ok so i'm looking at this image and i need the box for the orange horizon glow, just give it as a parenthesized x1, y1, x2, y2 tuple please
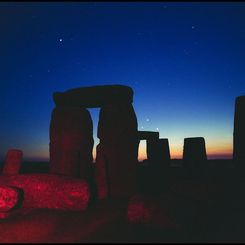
(18, 141, 233, 162)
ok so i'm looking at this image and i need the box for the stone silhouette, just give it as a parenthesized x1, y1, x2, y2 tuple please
(233, 96, 245, 168)
(96, 103, 138, 199)
(51, 85, 138, 200)
(2, 149, 23, 175)
(147, 138, 170, 165)
(137, 131, 159, 162)
(53, 85, 133, 108)
(49, 107, 94, 180)
(183, 137, 207, 174)
(137, 131, 159, 141)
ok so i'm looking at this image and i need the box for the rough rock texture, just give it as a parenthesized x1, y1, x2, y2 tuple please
(49, 107, 94, 179)
(53, 85, 133, 108)
(0, 185, 23, 213)
(2, 149, 23, 175)
(233, 96, 245, 168)
(0, 174, 90, 211)
(183, 137, 207, 171)
(96, 104, 138, 199)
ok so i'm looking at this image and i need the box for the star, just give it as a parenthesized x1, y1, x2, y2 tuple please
(59, 38, 63, 42)
(191, 26, 195, 29)
(156, 128, 159, 131)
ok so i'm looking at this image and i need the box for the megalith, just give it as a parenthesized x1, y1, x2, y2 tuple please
(96, 103, 138, 199)
(51, 85, 139, 200)
(49, 107, 94, 179)
(147, 138, 170, 165)
(53, 85, 133, 108)
(233, 96, 245, 168)
(2, 149, 23, 175)
(183, 137, 207, 173)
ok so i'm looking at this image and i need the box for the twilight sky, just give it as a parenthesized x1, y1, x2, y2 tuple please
(0, 2, 245, 161)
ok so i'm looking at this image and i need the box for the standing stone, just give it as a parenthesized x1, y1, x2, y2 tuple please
(49, 107, 94, 179)
(96, 103, 138, 199)
(2, 149, 23, 175)
(146, 139, 171, 193)
(94, 144, 108, 200)
(147, 138, 170, 165)
(183, 137, 207, 173)
(233, 96, 245, 168)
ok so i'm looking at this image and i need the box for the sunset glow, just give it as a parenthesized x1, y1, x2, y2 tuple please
(0, 2, 244, 161)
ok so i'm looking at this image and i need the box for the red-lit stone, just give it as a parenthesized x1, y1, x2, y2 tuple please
(2, 149, 23, 175)
(0, 174, 90, 211)
(49, 107, 94, 179)
(0, 185, 22, 212)
(127, 194, 181, 230)
(95, 104, 138, 199)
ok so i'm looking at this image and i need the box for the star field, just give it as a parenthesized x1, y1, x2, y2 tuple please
(0, 2, 245, 161)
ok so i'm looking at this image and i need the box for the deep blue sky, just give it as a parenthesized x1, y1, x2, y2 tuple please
(0, 2, 245, 161)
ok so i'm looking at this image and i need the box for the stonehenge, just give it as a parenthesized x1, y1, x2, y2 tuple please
(50, 85, 139, 200)
(2, 84, 243, 220)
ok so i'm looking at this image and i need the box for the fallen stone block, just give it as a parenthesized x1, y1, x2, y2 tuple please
(0, 174, 90, 211)
(0, 185, 23, 212)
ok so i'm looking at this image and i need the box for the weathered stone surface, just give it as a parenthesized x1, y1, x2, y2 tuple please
(53, 85, 133, 108)
(183, 137, 207, 171)
(137, 131, 159, 140)
(0, 185, 23, 213)
(2, 149, 23, 175)
(0, 174, 90, 211)
(49, 107, 94, 179)
(95, 104, 138, 199)
(233, 96, 245, 167)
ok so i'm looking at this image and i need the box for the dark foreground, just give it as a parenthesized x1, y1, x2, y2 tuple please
(0, 159, 245, 243)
